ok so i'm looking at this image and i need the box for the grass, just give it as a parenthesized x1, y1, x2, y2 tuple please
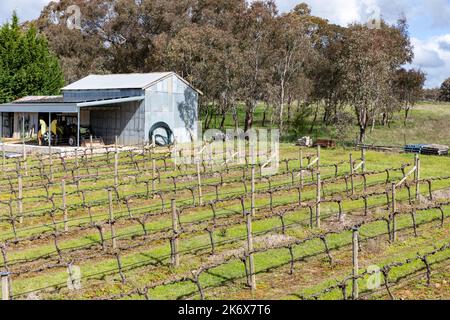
(204, 101, 450, 147)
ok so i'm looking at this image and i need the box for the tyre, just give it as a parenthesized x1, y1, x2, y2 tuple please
(68, 135, 77, 147)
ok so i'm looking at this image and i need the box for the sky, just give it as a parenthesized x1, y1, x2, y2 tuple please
(1, 0, 449, 88)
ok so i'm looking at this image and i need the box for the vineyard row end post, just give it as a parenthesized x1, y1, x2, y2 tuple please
(414, 153, 421, 201)
(352, 227, 359, 300)
(349, 153, 354, 195)
(316, 173, 321, 228)
(1, 272, 9, 300)
(391, 183, 397, 242)
(171, 199, 180, 267)
(245, 209, 256, 291)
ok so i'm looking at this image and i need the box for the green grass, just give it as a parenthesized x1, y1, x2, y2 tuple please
(204, 101, 450, 147)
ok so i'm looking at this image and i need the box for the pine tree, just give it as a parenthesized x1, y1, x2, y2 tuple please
(0, 12, 64, 103)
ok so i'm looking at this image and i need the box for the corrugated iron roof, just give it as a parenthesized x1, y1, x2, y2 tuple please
(62, 72, 203, 95)
(62, 72, 173, 90)
(14, 96, 64, 103)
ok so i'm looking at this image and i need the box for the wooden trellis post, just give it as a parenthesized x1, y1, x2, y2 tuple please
(299, 148, 304, 188)
(349, 153, 354, 195)
(74, 148, 79, 178)
(108, 189, 117, 249)
(316, 173, 321, 228)
(62, 179, 68, 232)
(196, 159, 203, 205)
(361, 147, 366, 173)
(18, 174, 23, 224)
(317, 145, 321, 172)
(1, 142, 5, 176)
(90, 135, 94, 159)
(21, 119, 28, 177)
(391, 183, 397, 242)
(151, 135, 156, 199)
(251, 164, 256, 216)
(171, 199, 180, 267)
(414, 154, 421, 201)
(352, 227, 359, 300)
(48, 113, 53, 181)
(114, 137, 119, 188)
(245, 209, 256, 291)
(1, 272, 9, 300)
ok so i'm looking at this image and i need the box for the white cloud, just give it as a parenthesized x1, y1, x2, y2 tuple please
(439, 41, 450, 51)
(277, 0, 412, 26)
(410, 35, 450, 87)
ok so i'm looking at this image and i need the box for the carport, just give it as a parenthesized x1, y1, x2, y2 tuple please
(0, 96, 144, 147)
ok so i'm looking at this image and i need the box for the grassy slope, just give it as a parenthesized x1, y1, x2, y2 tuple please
(206, 102, 450, 147)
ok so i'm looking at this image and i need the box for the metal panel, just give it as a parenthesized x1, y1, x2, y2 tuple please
(89, 100, 144, 145)
(62, 73, 172, 90)
(0, 103, 78, 113)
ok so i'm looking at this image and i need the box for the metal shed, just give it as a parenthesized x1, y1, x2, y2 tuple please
(0, 72, 201, 146)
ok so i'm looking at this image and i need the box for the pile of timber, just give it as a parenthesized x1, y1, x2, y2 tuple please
(314, 139, 336, 148)
(404, 144, 449, 156)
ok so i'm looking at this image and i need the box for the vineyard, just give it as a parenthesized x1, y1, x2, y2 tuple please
(0, 142, 449, 300)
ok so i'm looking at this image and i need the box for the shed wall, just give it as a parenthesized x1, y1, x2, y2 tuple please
(89, 100, 144, 145)
(144, 75, 198, 143)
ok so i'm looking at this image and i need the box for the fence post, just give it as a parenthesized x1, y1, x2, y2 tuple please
(1, 142, 5, 176)
(349, 153, 354, 195)
(18, 174, 23, 224)
(90, 135, 94, 159)
(74, 148, 79, 178)
(196, 159, 203, 205)
(299, 148, 304, 188)
(1, 272, 9, 300)
(391, 183, 397, 242)
(114, 137, 119, 188)
(21, 119, 28, 177)
(361, 147, 366, 173)
(352, 227, 359, 300)
(151, 135, 156, 198)
(171, 199, 180, 267)
(62, 179, 68, 232)
(317, 145, 321, 172)
(414, 154, 420, 201)
(316, 173, 321, 228)
(251, 163, 256, 216)
(108, 189, 117, 249)
(245, 209, 256, 291)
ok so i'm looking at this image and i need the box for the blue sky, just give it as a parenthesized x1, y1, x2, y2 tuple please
(1, 0, 449, 88)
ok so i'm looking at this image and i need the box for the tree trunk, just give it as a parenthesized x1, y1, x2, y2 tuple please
(359, 125, 366, 144)
(404, 106, 410, 127)
(220, 112, 226, 131)
(262, 103, 269, 127)
(244, 101, 254, 133)
(287, 95, 293, 125)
